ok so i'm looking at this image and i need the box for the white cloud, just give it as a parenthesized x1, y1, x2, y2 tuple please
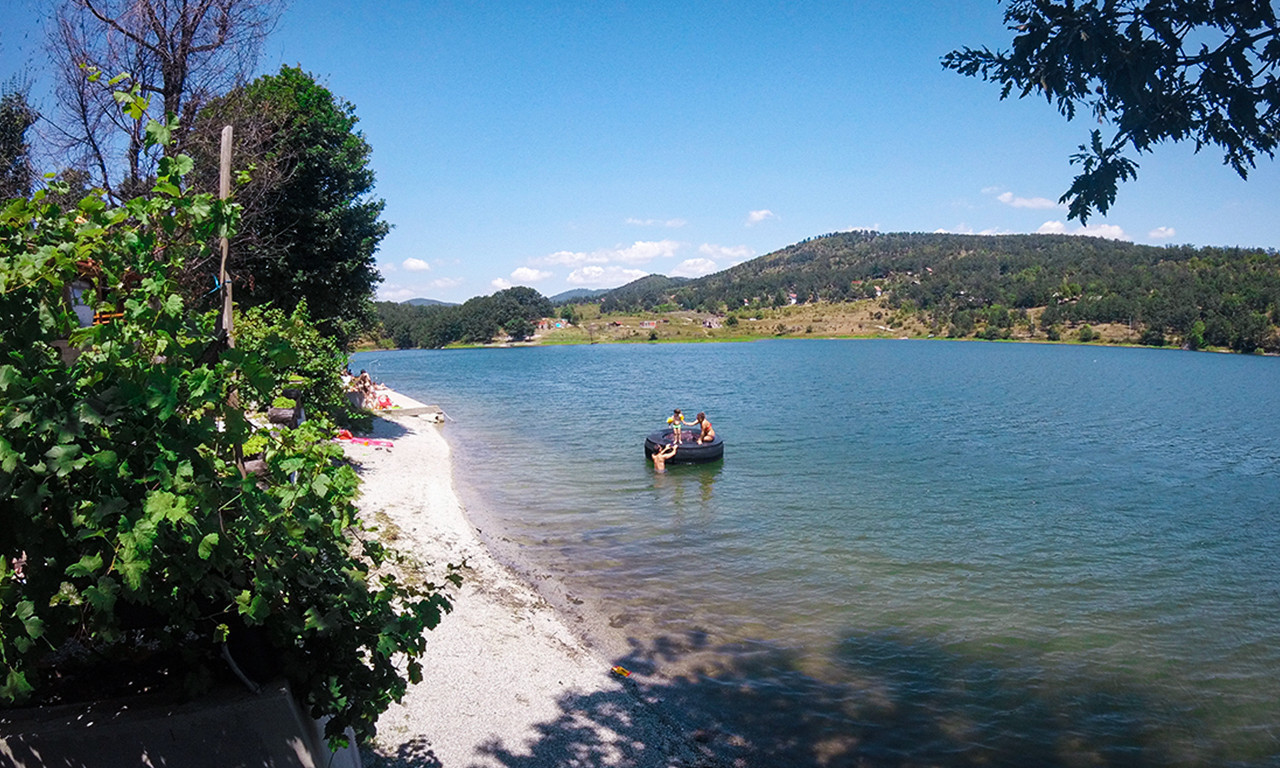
(566, 265, 649, 287)
(626, 217, 687, 228)
(699, 243, 755, 264)
(1149, 226, 1177, 240)
(491, 277, 512, 290)
(935, 224, 1014, 236)
(746, 209, 778, 225)
(996, 191, 1059, 210)
(431, 277, 464, 289)
(671, 258, 719, 278)
(1037, 220, 1130, 240)
(510, 266, 552, 283)
(377, 285, 418, 302)
(402, 257, 431, 272)
(538, 239, 682, 267)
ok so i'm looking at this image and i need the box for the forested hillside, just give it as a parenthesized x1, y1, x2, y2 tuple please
(648, 232, 1280, 352)
(374, 232, 1280, 353)
(376, 286, 553, 348)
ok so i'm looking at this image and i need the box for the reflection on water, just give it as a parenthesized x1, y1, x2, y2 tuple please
(357, 340, 1280, 765)
(652, 459, 720, 511)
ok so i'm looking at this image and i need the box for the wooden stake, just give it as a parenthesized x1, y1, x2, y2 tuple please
(219, 124, 235, 348)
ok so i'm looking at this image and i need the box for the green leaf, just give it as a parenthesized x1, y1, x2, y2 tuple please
(236, 591, 270, 622)
(84, 578, 119, 612)
(198, 532, 219, 560)
(303, 606, 334, 633)
(90, 450, 119, 470)
(66, 552, 103, 579)
(1, 669, 34, 702)
(311, 473, 331, 498)
(43, 444, 85, 478)
(22, 613, 44, 640)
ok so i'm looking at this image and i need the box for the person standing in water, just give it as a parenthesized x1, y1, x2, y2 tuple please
(651, 442, 678, 472)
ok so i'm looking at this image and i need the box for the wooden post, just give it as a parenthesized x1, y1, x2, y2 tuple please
(219, 124, 246, 479)
(219, 124, 235, 348)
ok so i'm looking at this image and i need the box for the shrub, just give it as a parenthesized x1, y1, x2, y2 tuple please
(0, 95, 454, 745)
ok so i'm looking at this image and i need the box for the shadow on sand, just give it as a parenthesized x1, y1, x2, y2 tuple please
(369, 627, 1211, 768)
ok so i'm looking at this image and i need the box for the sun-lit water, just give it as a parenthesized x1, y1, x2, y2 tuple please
(354, 340, 1280, 766)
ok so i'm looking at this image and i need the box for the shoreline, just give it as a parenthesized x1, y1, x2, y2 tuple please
(343, 413, 712, 768)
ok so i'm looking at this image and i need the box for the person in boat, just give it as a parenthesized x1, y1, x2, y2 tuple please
(667, 408, 692, 443)
(694, 412, 715, 444)
(651, 442, 678, 472)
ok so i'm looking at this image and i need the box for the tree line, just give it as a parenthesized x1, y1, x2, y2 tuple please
(375, 286, 554, 348)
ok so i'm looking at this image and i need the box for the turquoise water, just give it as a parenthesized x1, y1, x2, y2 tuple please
(354, 340, 1280, 766)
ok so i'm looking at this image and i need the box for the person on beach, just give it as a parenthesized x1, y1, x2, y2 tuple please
(694, 412, 715, 443)
(667, 408, 691, 443)
(651, 442, 677, 472)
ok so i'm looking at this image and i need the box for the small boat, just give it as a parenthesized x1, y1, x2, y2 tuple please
(643, 428, 724, 463)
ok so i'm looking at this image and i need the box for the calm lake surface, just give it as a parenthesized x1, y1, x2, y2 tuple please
(354, 340, 1280, 766)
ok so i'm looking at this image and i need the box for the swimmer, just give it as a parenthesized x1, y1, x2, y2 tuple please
(651, 442, 677, 472)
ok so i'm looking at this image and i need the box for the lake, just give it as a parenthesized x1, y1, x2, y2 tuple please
(353, 339, 1280, 766)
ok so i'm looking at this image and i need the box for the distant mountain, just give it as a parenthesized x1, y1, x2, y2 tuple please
(549, 288, 610, 304)
(404, 297, 456, 307)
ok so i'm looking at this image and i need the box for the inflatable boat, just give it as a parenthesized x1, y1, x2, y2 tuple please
(643, 428, 724, 464)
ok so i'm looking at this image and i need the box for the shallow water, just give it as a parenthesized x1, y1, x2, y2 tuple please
(355, 340, 1280, 766)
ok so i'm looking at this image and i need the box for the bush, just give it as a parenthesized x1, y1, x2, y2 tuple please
(1077, 324, 1097, 342)
(1139, 326, 1166, 346)
(235, 301, 353, 421)
(0, 102, 454, 745)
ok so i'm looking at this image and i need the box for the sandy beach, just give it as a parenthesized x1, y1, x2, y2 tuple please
(343, 413, 715, 768)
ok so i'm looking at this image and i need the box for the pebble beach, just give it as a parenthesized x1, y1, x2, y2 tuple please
(343, 410, 714, 768)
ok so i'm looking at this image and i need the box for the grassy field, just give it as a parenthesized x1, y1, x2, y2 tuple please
(529, 300, 1147, 347)
(354, 299, 1164, 352)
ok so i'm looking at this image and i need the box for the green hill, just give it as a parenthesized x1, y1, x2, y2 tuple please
(588, 232, 1280, 352)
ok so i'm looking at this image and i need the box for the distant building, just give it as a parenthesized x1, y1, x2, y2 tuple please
(640, 320, 657, 329)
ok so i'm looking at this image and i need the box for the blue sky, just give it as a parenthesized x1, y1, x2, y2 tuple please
(4, 1, 1278, 303)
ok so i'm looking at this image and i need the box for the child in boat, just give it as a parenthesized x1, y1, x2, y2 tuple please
(694, 412, 715, 443)
(651, 442, 677, 472)
(667, 408, 692, 443)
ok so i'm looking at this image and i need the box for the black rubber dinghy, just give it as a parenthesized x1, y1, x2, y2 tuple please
(644, 428, 724, 464)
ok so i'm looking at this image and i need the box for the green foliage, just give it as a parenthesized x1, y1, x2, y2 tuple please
(0, 107, 452, 744)
(0, 86, 37, 199)
(1077, 324, 1097, 343)
(375, 286, 553, 348)
(944, 1, 1280, 222)
(234, 300, 361, 423)
(188, 66, 389, 348)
